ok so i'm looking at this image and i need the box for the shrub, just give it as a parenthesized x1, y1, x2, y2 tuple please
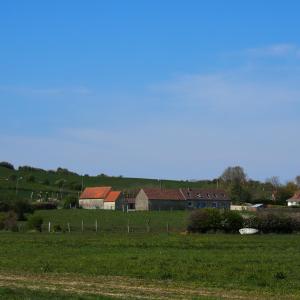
(27, 215, 43, 232)
(12, 199, 34, 221)
(222, 210, 244, 233)
(0, 200, 10, 212)
(63, 195, 79, 209)
(258, 213, 294, 233)
(0, 211, 18, 231)
(187, 209, 222, 233)
(32, 202, 57, 210)
(53, 224, 62, 232)
(0, 162, 14, 170)
(0, 212, 6, 230)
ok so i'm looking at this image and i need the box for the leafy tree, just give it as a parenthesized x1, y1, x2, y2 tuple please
(230, 181, 252, 203)
(296, 176, 300, 188)
(0, 162, 14, 170)
(220, 166, 247, 183)
(12, 199, 34, 221)
(266, 176, 281, 188)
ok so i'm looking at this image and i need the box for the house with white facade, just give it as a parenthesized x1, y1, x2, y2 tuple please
(287, 191, 300, 207)
(79, 187, 122, 210)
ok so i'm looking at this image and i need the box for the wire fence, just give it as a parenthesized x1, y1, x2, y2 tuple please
(37, 219, 182, 234)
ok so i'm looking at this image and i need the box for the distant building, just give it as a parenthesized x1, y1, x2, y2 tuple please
(135, 188, 230, 211)
(287, 191, 300, 207)
(79, 187, 122, 210)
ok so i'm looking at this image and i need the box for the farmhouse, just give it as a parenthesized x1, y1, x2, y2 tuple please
(287, 191, 300, 207)
(79, 187, 122, 210)
(135, 188, 230, 211)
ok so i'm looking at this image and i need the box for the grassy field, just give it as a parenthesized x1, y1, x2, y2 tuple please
(0, 165, 221, 202)
(35, 209, 189, 233)
(0, 232, 300, 299)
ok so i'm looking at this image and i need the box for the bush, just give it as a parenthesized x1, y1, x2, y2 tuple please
(63, 195, 79, 209)
(12, 199, 34, 221)
(53, 224, 62, 232)
(32, 202, 57, 210)
(0, 211, 18, 231)
(256, 213, 294, 234)
(222, 210, 244, 233)
(27, 215, 43, 232)
(187, 209, 222, 233)
(0, 162, 14, 170)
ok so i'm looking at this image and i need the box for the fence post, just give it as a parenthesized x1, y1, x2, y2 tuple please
(127, 219, 130, 234)
(48, 221, 51, 233)
(166, 222, 169, 234)
(67, 223, 70, 233)
(95, 219, 98, 233)
(146, 219, 150, 233)
(81, 220, 84, 232)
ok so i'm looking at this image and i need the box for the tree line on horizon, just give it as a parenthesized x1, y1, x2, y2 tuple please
(0, 161, 299, 205)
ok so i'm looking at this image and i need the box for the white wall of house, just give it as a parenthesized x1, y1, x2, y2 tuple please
(230, 205, 249, 211)
(79, 199, 104, 209)
(104, 202, 115, 210)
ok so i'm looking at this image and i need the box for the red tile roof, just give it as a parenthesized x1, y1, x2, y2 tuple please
(80, 187, 112, 199)
(287, 191, 300, 202)
(105, 191, 121, 202)
(141, 188, 229, 201)
(142, 188, 185, 201)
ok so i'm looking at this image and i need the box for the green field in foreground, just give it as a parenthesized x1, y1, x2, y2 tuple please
(0, 232, 300, 299)
(34, 209, 189, 233)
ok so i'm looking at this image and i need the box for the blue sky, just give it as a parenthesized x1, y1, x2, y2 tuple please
(1, 1, 300, 182)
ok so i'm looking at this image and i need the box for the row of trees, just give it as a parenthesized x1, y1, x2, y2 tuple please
(219, 166, 299, 204)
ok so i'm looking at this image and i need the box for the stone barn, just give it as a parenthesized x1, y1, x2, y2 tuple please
(135, 188, 186, 211)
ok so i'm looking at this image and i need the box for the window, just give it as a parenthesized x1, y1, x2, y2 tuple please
(188, 201, 193, 207)
(212, 202, 217, 208)
(198, 202, 206, 208)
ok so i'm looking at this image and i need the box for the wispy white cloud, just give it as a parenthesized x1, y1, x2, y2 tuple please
(151, 70, 300, 113)
(246, 43, 300, 58)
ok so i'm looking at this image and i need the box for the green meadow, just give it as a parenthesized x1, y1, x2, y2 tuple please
(0, 232, 300, 299)
(35, 209, 189, 233)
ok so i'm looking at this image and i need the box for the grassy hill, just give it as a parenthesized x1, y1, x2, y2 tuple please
(0, 165, 220, 202)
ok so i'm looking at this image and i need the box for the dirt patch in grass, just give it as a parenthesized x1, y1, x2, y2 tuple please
(0, 272, 297, 300)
